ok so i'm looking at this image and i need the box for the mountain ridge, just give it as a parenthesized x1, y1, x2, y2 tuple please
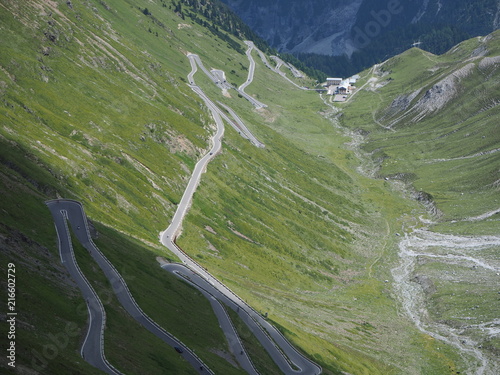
(220, 0, 500, 76)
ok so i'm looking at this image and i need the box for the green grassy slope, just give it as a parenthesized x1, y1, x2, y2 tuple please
(338, 31, 500, 373)
(175, 41, 466, 374)
(2, 0, 498, 374)
(0, 137, 246, 374)
(0, 0, 255, 373)
(341, 31, 500, 233)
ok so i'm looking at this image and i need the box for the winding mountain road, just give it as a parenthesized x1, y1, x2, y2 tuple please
(48, 41, 321, 375)
(47, 201, 122, 375)
(187, 49, 267, 109)
(159, 49, 322, 375)
(216, 100, 264, 148)
(162, 263, 259, 375)
(243, 41, 306, 90)
(239, 42, 257, 93)
(186, 53, 264, 148)
(163, 262, 323, 375)
(47, 199, 213, 375)
(234, 42, 267, 108)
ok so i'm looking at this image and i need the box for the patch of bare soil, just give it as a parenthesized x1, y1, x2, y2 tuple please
(256, 107, 278, 123)
(204, 225, 217, 234)
(414, 63, 474, 114)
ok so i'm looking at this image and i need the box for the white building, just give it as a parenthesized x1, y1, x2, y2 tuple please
(326, 77, 342, 86)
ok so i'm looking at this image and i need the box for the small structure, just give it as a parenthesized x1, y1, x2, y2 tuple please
(326, 76, 357, 99)
(338, 79, 352, 95)
(326, 77, 342, 86)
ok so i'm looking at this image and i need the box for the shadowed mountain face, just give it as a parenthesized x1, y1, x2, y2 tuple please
(219, 0, 363, 56)
(1, 0, 500, 373)
(220, 0, 500, 57)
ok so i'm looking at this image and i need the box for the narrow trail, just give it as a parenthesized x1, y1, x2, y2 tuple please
(424, 147, 500, 164)
(463, 208, 500, 222)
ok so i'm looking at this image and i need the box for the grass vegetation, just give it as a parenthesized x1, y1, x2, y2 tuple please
(340, 33, 500, 229)
(337, 30, 500, 373)
(0, 139, 100, 375)
(1, 0, 498, 374)
(0, 137, 243, 374)
(225, 307, 285, 375)
(175, 23, 478, 374)
(70, 229, 199, 375)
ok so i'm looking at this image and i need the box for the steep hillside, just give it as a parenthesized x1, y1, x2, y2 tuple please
(0, 1, 262, 373)
(222, 0, 500, 56)
(1, 1, 498, 375)
(342, 32, 500, 228)
(338, 31, 500, 374)
(219, 0, 362, 55)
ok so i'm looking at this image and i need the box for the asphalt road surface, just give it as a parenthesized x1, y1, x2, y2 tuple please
(47, 200, 122, 375)
(243, 41, 307, 90)
(217, 101, 265, 148)
(159, 51, 322, 375)
(239, 41, 257, 92)
(186, 53, 264, 148)
(162, 263, 259, 375)
(160, 241, 322, 374)
(236, 42, 267, 108)
(187, 51, 267, 109)
(47, 199, 212, 375)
